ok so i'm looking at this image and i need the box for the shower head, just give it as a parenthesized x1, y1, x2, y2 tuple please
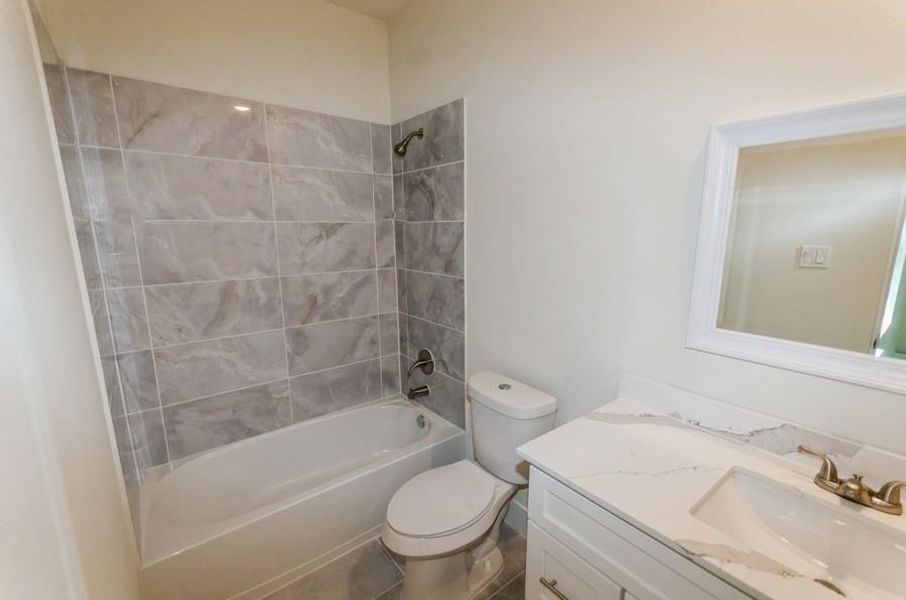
(393, 128, 424, 156)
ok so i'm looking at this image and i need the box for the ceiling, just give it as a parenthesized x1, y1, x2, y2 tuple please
(326, 0, 409, 21)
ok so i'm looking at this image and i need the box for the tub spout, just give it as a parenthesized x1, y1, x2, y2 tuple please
(407, 385, 430, 400)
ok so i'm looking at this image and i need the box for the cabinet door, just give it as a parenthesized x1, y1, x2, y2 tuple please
(527, 523, 623, 600)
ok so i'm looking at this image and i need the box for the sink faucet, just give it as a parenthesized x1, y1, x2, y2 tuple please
(798, 445, 906, 515)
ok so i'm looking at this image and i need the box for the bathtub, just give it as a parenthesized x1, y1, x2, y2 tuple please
(139, 398, 465, 600)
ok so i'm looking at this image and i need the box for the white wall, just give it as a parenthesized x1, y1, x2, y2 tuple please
(389, 0, 906, 453)
(722, 134, 906, 353)
(33, 0, 391, 123)
(0, 0, 140, 597)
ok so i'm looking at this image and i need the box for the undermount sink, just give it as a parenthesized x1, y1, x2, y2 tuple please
(690, 469, 906, 599)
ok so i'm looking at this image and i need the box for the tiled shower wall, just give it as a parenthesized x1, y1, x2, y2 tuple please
(43, 64, 402, 484)
(392, 101, 467, 427)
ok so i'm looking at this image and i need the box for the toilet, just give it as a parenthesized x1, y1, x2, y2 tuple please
(381, 370, 557, 600)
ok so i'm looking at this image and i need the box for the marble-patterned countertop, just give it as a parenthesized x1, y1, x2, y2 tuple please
(518, 397, 906, 600)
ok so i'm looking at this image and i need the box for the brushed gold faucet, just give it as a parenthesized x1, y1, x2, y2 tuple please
(798, 445, 905, 515)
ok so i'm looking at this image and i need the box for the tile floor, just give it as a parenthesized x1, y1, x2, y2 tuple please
(264, 525, 526, 600)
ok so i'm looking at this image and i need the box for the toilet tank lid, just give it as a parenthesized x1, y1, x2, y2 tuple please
(467, 370, 557, 419)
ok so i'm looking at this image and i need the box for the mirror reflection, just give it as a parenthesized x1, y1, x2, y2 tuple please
(718, 129, 906, 358)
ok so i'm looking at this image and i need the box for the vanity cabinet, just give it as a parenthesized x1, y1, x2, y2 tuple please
(525, 468, 753, 600)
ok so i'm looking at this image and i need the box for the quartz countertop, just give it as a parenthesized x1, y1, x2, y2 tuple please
(518, 397, 906, 600)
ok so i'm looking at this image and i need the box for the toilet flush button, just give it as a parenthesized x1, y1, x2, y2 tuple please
(498, 383, 511, 390)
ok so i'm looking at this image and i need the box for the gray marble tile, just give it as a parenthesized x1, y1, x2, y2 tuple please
(146, 278, 282, 346)
(473, 526, 526, 600)
(379, 313, 399, 356)
(406, 316, 464, 381)
(101, 354, 123, 417)
(264, 539, 402, 600)
(281, 272, 377, 326)
(404, 271, 464, 330)
(397, 313, 408, 359)
(404, 222, 464, 276)
(154, 330, 287, 404)
(378, 268, 397, 314)
(374, 175, 393, 220)
(289, 359, 382, 422)
(393, 220, 406, 267)
(106, 287, 150, 352)
(139, 222, 277, 284)
(381, 355, 400, 398)
(111, 417, 139, 487)
(394, 268, 407, 315)
(79, 146, 130, 221)
(44, 64, 74, 144)
(88, 288, 114, 357)
(272, 166, 374, 222)
(266, 105, 372, 172)
(128, 409, 168, 470)
(399, 100, 464, 172)
(406, 368, 465, 428)
(66, 68, 118, 147)
(392, 175, 404, 220)
(276, 222, 375, 275)
(73, 219, 102, 290)
(115, 350, 160, 413)
(163, 380, 290, 460)
(93, 218, 142, 287)
(125, 152, 271, 220)
(285, 316, 379, 376)
(371, 123, 391, 174)
(374, 583, 401, 600)
(113, 77, 267, 161)
(402, 163, 464, 222)
(391, 124, 403, 175)
(58, 145, 88, 220)
(376, 221, 395, 269)
(485, 573, 524, 600)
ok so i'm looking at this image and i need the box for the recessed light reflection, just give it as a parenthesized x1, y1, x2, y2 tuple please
(233, 105, 251, 112)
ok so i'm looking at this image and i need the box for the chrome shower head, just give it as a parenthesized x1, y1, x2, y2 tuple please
(393, 128, 424, 156)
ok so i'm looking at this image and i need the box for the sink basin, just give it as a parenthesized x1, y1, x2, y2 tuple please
(690, 469, 906, 599)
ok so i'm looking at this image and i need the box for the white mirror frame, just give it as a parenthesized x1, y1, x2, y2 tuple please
(688, 92, 906, 394)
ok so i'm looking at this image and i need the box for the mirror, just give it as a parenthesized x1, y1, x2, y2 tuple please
(689, 93, 906, 392)
(720, 130, 906, 358)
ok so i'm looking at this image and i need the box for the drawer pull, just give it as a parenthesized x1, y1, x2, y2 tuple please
(540, 577, 569, 599)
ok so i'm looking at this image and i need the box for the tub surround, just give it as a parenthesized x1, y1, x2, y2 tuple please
(518, 375, 906, 600)
(42, 64, 404, 485)
(140, 400, 464, 600)
(392, 100, 466, 427)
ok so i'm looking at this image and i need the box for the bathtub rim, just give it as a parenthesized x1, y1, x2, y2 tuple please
(140, 396, 465, 567)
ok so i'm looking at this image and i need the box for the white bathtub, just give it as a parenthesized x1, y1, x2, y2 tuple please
(139, 398, 465, 600)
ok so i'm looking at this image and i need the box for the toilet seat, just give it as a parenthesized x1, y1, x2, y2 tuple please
(387, 461, 496, 538)
(381, 460, 516, 558)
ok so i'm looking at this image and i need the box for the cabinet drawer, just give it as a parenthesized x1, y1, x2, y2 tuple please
(527, 523, 623, 600)
(528, 467, 751, 600)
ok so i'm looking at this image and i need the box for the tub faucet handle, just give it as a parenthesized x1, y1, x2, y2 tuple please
(407, 349, 435, 377)
(407, 385, 430, 400)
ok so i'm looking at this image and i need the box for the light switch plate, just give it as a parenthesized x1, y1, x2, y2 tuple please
(799, 245, 831, 269)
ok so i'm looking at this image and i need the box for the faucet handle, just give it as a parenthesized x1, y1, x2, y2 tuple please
(797, 445, 840, 483)
(876, 481, 906, 506)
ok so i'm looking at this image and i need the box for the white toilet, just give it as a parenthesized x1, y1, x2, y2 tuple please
(381, 370, 557, 600)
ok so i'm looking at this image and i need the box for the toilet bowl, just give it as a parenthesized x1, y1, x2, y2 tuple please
(381, 371, 557, 600)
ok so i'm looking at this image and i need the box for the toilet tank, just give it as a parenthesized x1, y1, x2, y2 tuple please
(468, 370, 557, 485)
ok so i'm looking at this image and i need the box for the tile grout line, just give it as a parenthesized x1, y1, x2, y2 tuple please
(404, 311, 465, 335)
(134, 267, 382, 290)
(60, 142, 381, 175)
(158, 355, 384, 411)
(109, 71, 173, 467)
(122, 312, 385, 354)
(370, 124, 384, 397)
(64, 66, 143, 483)
(263, 102, 295, 425)
(485, 570, 525, 600)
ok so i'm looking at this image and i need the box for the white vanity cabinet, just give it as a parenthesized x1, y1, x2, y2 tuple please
(525, 468, 753, 600)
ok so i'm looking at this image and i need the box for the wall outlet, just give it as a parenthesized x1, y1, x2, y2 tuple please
(799, 245, 831, 269)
